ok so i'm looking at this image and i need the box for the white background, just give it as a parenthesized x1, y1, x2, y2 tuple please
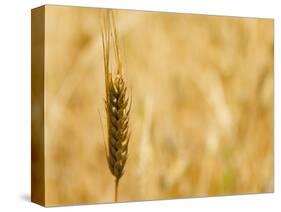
(0, 0, 279, 211)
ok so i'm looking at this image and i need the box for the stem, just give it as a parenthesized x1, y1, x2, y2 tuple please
(115, 178, 119, 202)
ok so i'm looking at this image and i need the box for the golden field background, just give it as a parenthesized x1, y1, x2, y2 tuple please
(43, 5, 273, 205)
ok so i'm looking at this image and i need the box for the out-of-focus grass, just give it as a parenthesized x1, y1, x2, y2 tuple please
(43, 5, 273, 205)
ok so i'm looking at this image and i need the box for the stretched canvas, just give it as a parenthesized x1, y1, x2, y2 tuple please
(31, 5, 274, 207)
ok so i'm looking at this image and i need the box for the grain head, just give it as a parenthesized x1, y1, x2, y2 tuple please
(101, 9, 131, 202)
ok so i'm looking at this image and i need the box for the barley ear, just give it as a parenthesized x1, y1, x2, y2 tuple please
(101, 9, 131, 202)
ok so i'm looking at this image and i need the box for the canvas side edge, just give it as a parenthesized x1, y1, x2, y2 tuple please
(31, 6, 46, 207)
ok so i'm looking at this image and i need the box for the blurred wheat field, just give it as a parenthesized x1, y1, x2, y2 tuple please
(43, 5, 273, 205)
